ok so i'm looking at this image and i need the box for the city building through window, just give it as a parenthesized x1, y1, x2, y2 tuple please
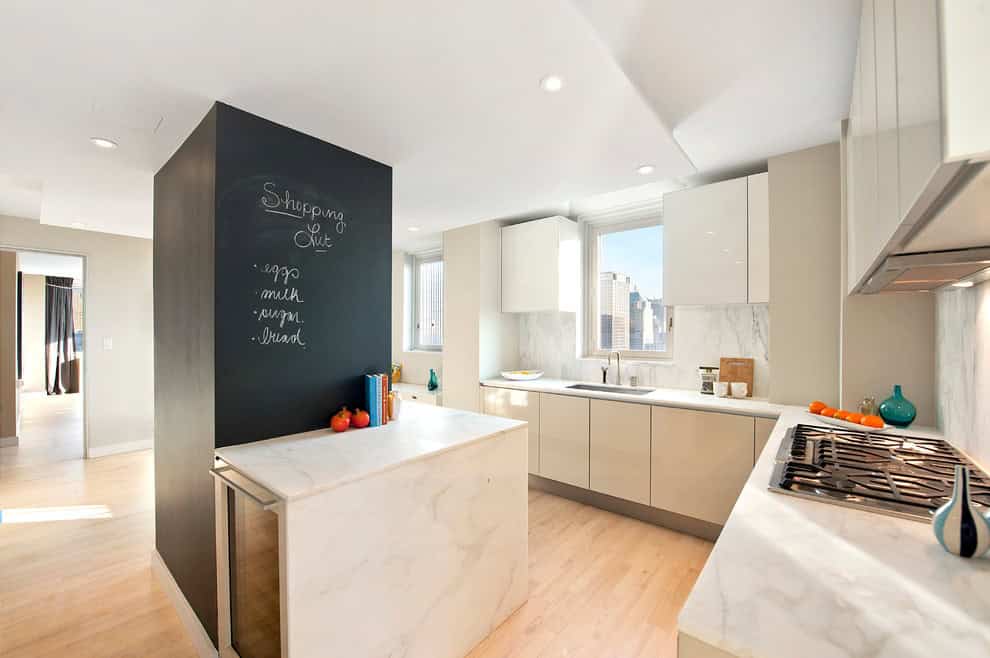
(585, 216, 672, 359)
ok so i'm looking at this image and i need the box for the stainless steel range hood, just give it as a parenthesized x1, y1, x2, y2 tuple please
(862, 162, 990, 293)
(861, 247, 990, 293)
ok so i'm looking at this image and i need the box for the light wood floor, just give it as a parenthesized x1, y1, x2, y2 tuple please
(0, 394, 196, 658)
(1, 395, 712, 658)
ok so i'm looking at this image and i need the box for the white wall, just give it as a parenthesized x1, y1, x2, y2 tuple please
(20, 273, 46, 392)
(390, 250, 442, 385)
(442, 225, 482, 410)
(441, 221, 518, 411)
(768, 143, 841, 406)
(936, 282, 990, 468)
(0, 214, 153, 455)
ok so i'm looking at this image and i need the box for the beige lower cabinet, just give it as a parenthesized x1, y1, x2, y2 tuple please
(651, 406, 755, 525)
(590, 399, 651, 504)
(754, 416, 777, 464)
(539, 393, 590, 488)
(481, 386, 541, 474)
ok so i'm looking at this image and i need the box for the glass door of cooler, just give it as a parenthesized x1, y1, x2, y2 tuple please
(227, 477, 281, 658)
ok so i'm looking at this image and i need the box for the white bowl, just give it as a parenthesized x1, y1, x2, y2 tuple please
(501, 370, 544, 381)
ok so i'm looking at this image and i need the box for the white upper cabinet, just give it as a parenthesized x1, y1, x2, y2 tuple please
(664, 174, 768, 306)
(663, 177, 748, 306)
(874, 0, 900, 252)
(501, 216, 579, 313)
(895, 0, 942, 224)
(747, 173, 769, 304)
(846, 0, 990, 293)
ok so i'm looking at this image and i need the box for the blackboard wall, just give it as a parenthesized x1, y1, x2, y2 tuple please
(213, 103, 392, 447)
(154, 103, 391, 645)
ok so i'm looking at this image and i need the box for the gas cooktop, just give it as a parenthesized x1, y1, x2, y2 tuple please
(769, 423, 990, 522)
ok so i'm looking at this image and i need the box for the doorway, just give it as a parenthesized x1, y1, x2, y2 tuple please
(8, 250, 86, 465)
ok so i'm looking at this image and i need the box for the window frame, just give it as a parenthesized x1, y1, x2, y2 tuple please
(582, 204, 673, 361)
(409, 249, 443, 352)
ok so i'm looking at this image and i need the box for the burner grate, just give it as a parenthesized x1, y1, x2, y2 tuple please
(770, 424, 990, 521)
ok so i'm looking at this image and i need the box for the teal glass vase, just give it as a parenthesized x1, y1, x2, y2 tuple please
(879, 385, 916, 428)
(427, 368, 439, 392)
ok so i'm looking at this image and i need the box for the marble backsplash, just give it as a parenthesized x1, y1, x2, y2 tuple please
(517, 304, 770, 398)
(935, 281, 989, 467)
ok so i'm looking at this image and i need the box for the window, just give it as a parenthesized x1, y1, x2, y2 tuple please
(584, 209, 672, 359)
(411, 252, 443, 350)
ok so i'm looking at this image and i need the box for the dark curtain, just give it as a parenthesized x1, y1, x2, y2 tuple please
(45, 276, 76, 395)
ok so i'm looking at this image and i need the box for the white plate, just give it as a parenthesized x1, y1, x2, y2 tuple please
(501, 370, 544, 381)
(808, 412, 891, 432)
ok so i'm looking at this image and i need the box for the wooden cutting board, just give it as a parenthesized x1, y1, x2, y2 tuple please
(719, 357, 754, 397)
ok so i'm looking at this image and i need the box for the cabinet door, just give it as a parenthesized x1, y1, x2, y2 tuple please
(874, 0, 901, 249)
(895, 0, 942, 222)
(663, 177, 748, 305)
(651, 407, 754, 525)
(850, 0, 880, 289)
(539, 393, 590, 488)
(590, 399, 651, 505)
(746, 173, 769, 304)
(481, 386, 540, 474)
(501, 220, 559, 313)
(754, 417, 777, 464)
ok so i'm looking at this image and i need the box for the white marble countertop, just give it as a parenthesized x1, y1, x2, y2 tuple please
(679, 408, 990, 658)
(481, 377, 784, 418)
(216, 403, 525, 502)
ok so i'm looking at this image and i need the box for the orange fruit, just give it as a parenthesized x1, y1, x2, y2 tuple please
(845, 412, 864, 424)
(820, 407, 837, 417)
(834, 410, 852, 421)
(808, 401, 826, 414)
(861, 415, 884, 428)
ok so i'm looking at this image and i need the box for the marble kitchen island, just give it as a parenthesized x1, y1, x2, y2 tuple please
(212, 402, 529, 658)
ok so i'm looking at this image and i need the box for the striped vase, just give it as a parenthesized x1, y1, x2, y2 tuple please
(933, 465, 990, 558)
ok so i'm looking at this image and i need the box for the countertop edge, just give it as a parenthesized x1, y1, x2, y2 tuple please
(216, 416, 528, 503)
(480, 378, 784, 418)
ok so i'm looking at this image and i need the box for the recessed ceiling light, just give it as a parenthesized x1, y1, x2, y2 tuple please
(636, 164, 655, 175)
(90, 137, 118, 149)
(407, 226, 420, 232)
(705, 230, 715, 236)
(540, 75, 564, 93)
(952, 280, 975, 288)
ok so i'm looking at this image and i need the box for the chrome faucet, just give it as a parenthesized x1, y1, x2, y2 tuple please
(609, 352, 621, 386)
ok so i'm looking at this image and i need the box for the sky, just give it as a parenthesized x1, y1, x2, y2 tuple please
(600, 225, 663, 299)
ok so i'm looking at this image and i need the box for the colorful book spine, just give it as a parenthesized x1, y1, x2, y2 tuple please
(374, 374, 382, 427)
(365, 374, 379, 427)
(381, 373, 389, 425)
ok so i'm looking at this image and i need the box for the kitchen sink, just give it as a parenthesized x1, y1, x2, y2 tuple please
(566, 383, 655, 396)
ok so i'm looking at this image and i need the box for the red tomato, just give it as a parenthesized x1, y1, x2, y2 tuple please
(351, 408, 370, 429)
(330, 412, 350, 432)
(338, 406, 353, 420)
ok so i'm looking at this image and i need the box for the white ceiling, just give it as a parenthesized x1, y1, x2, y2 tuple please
(0, 1, 859, 248)
(17, 251, 84, 283)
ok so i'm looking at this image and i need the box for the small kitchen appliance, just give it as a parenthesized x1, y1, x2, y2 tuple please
(698, 366, 719, 395)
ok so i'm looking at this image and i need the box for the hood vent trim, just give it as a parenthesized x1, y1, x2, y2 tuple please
(861, 247, 990, 294)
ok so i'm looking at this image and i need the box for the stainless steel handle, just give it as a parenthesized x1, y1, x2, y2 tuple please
(210, 465, 279, 509)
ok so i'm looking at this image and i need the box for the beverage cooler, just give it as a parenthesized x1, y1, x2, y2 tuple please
(212, 458, 285, 658)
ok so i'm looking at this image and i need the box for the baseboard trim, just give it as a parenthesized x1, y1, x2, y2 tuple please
(528, 474, 722, 542)
(87, 439, 152, 458)
(151, 550, 219, 658)
(0, 436, 18, 448)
